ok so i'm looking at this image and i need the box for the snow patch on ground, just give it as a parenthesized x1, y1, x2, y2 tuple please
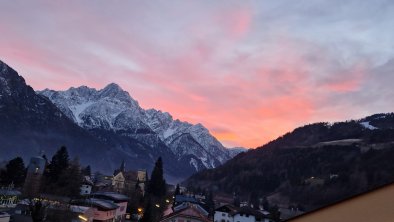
(360, 121, 378, 130)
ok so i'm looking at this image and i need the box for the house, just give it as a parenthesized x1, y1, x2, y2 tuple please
(112, 161, 147, 194)
(95, 174, 113, 191)
(285, 182, 394, 222)
(136, 169, 147, 194)
(213, 194, 234, 207)
(214, 205, 274, 222)
(173, 195, 200, 208)
(160, 204, 211, 222)
(233, 207, 273, 222)
(123, 171, 140, 192)
(112, 171, 125, 192)
(22, 155, 46, 197)
(173, 202, 209, 216)
(80, 176, 94, 196)
(0, 186, 21, 208)
(214, 205, 238, 222)
(92, 192, 129, 222)
(71, 198, 118, 222)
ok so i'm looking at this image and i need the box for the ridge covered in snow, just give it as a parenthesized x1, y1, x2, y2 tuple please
(39, 84, 237, 171)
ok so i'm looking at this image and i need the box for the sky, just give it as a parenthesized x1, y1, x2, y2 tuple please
(1, 0, 394, 148)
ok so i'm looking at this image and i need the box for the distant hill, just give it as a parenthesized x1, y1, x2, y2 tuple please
(185, 114, 394, 215)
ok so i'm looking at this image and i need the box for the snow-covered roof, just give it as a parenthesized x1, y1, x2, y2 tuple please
(71, 198, 119, 211)
(0, 189, 21, 196)
(92, 192, 129, 202)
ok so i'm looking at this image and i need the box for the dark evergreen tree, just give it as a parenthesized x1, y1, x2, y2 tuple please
(140, 200, 153, 222)
(55, 158, 83, 198)
(48, 146, 69, 183)
(147, 157, 166, 198)
(0, 157, 26, 187)
(262, 197, 270, 210)
(205, 190, 215, 216)
(174, 184, 181, 196)
(81, 165, 91, 176)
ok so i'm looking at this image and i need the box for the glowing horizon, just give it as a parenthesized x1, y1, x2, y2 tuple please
(1, 1, 394, 148)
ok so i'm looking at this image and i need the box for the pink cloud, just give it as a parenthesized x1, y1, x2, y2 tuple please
(0, 1, 387, 149)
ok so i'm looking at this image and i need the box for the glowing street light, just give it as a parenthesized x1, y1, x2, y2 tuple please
(78, 215, 88, 221)
(155, 204, 160, 208)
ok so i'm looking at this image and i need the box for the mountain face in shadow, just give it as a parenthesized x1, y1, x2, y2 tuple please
(185, 114, 394, 213)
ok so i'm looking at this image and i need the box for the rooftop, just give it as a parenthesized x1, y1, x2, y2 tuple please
(174, 195, 199, 204)
(92, 192, 129, 202)
(0, 189, 22, 196)
(71, 198, 119, 211)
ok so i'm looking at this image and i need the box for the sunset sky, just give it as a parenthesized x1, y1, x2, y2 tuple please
(1, 1, 394, 148)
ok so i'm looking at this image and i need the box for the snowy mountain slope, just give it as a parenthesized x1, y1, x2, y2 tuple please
(39, 84, 235, 171)
(0, 60, 118, 173)
(227, 147, 248, 158)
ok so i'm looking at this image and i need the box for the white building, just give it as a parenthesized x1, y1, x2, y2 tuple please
(80, 176, 93, 196)
(214, 205, 274, 222)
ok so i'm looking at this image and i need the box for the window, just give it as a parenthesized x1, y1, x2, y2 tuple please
(222, 213, 226, 216)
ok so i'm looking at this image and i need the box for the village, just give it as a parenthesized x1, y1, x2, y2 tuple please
(0, 147, 278, 222)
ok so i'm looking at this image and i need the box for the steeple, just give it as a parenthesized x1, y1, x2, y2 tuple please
(120, 160, 125, 172)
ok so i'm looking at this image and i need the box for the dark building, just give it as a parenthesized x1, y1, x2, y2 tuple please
(22, 155, 46, 197)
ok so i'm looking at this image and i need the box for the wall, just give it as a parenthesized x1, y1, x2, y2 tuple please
(233, 214, 256, 222)
(214, 211, 233, 222)
(287, 183, 394, 222)
(93, 209, 116, 221)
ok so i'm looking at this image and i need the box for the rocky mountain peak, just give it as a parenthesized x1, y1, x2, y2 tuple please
(39, 82, 237, 171)
(0, 60, 8, 73)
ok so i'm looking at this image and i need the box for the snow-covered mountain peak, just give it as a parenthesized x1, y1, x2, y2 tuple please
(39, 83, 243, 171)
(38, 84, 145, 129)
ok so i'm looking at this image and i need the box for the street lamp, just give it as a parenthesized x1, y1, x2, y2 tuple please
(78, 215, 88, 221)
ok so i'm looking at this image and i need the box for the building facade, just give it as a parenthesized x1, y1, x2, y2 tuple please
(22, 156, 46, 197)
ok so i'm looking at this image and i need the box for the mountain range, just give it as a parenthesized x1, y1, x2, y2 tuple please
(185, 113, 394, 218)
(0, 60, 245, 181)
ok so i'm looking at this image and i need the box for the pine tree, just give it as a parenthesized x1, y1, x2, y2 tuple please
(0, 157, 26, 187)
(147, 157, 166, 198)
(174, 184, 181, 196)
(81, 165, 91, 176)
(140, 199, 153, 222)
(205, 190, 215, 216)
(55, 158, 83, 198)
(48, 146, 69, 183)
